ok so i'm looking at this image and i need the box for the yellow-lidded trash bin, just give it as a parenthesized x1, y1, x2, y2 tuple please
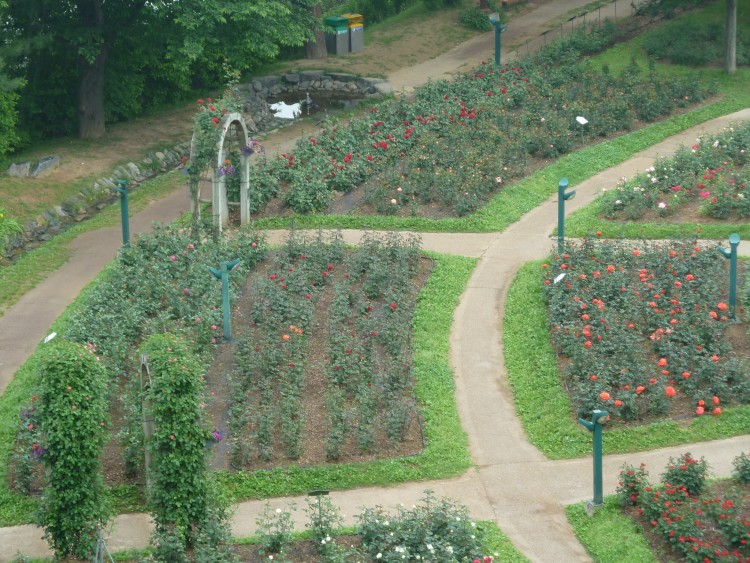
(341, 13, 364, 53)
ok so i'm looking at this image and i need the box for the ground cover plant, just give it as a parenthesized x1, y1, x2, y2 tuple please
(227, 230, 427, 468)
(542, 237, 750, 423)
(235, 21, 716, 219)
(613, 452, 750, 562)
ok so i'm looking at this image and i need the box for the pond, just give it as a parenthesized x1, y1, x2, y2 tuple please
(268, 90, 365, 119)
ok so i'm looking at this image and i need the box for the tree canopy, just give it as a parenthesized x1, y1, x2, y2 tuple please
(2, 0, 318, 141)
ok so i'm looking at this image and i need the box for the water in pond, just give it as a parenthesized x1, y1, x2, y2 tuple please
(269, 90, 364, 119)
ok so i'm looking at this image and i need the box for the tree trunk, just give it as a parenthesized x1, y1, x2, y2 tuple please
(78, 52, 107, 139)
(305, 4, 327, 59)
(78, 0, 107, 139)
(725, 0, 737, 74)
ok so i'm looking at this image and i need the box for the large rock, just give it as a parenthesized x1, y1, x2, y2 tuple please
(300, 70, 324, 81)
(7, 161, 31, 177)
(374, 82, 394, 95)
(328, 72, 355, 82)
(31, 156, 60, 177)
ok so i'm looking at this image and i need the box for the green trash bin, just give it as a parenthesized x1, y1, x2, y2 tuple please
(324, 16, 349, 55)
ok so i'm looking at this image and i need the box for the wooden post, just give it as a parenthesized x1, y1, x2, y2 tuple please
(140, 355, 155, 493)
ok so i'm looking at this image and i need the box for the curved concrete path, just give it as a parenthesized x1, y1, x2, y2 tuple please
(1, 2, 749, 561)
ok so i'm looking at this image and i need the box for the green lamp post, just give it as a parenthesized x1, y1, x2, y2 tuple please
(718, 233, 741, 320)
(488, 13, 507, 67)
(557, 178, 576, 255)
(578, 409, 609, 514)
(115, 180, 130, 247)
(209, 258, 241, 341)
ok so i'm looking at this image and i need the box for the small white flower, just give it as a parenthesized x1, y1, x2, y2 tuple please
(427, 544, 434, 552)
(276, 508, 282, 513)
(446, 545, 454, 554)
(658, 202, 667, 209)
(615, 200, 622, 205)
(651, 177, 658, 183)
(471, 522, 476, 527)
(376, 553, 382, 559)
(384, 521, 389, 526)
(713, 140, 720, 148)
(390, 198, 397, 204)
(495, 176, 502, 183)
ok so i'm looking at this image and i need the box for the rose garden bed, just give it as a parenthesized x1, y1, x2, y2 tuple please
(541, 237, 750, 425)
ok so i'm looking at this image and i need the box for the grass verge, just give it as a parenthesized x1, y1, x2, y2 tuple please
(565, 496, 656, 563)
(503, 260, 750, 460)
(0, 251, 476, 525)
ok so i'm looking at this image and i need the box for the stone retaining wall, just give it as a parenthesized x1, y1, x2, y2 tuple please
(2, 143, 191, 261)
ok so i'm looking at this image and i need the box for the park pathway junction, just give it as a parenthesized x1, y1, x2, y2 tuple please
(1, 1, 749, 561)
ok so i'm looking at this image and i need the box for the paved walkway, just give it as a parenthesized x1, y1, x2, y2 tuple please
(1, 2, 749, 561)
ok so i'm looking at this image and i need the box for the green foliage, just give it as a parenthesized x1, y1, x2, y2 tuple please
(333, 0, 416, 26)
(635, 0, 714, 20)
(661, 452, 709, 495)
(357, 490, 484, 561)
(0, 89, 20, 154)
(504, 260, 750, 459)
(543, 237, 750, 422)
(37, 339, 110, 559)
(142, 333, 209, 545)
(599, 121, 750, 222)
(248, 21, 714, 218)
(612, 454, 750, 562)
(2, 0, 316, 140)
(616, 463, 649, 507)
(459, 6, 492, 31)
(733, 452, 750, 484)
(0, 206, 22, 256)
(305, 494, 344, 552)
(255, 501, 297, 556)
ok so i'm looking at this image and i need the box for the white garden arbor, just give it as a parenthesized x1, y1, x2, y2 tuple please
(189, 111, 254, 235)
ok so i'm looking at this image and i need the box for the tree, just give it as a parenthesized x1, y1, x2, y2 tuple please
(2, 0, 317, 141)
(725, 0, 737, 74)
(305, 3, 328, 60)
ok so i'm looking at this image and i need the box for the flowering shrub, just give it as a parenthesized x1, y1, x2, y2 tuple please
(616, 463, 649, 506)
(619, 454, 750, 562)
(662, 452, 710, 496)
(543, 237, 750, 422)
(357, 490, 485, 562)
(37, 340, 109, 559)
(733, 453, 750, 484)
(601, 121, 750, 221)
(141, 333, 209, 547)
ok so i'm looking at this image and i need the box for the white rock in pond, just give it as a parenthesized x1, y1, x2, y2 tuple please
(269, 101, 301, 119)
